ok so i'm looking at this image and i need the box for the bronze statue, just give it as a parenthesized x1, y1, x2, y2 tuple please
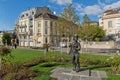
(69, 34, 81, 72)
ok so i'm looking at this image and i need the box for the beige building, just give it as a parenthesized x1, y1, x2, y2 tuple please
(0, 31, 3, 45)
(34, 13, 59, 47)
(83, 21, 98, 26)
(15, 6, 59, 47)
(99, 7, 120, 39)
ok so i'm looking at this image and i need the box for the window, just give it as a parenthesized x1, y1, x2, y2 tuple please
(24, 36, 27, 39)
(45, 37, 48, 43)
(45, 28, 48, 34)
(108, 21, 112, 27)
(38, 29, 41, 33)
(38, 22, 41, 33)
(26, 13, 28, 16)
(19, 28, 21, 32)
(21, 15, 24, 18)
(38, 22, 41, 27)
(45, 21, 48, 27)
(32, 12, 34, 15)
(116, 19, 120, 27)
(50, 26, 53, 35)
(24, 28, 26, 32)
(29, 36, 33, 39)
(21, 21, 27, 26)
(50, 22, 53, 27)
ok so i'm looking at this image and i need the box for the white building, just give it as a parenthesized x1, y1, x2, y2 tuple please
(0, 31, 3, 45)
(99, 7, 120, 39)
(15, 6, 59, 47)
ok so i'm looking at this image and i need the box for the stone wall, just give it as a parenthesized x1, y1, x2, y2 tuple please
(81, 41, 115, 49)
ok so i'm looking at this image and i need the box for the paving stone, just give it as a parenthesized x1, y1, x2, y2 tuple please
(50, 68, 107, 80)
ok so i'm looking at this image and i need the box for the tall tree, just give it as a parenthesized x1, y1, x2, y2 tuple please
(60, 4, 80, 24)
(2, 33, 11, 45)
(56, 4, 80, 41)
(55, 18, 78, 41)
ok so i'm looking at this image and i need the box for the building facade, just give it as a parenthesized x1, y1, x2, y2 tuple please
(0, 31, 3, 45)
(15, 6, 59, 47)
(99, 7, 120, 39)
(83, 21, 98, 26)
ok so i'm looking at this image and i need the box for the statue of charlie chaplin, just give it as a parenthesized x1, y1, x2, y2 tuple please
(69, 34, 81, 72)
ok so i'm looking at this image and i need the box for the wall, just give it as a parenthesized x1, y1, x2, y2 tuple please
(81, 41, 115, 49)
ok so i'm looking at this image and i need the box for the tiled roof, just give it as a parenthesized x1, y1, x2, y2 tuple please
(35, 6, 55, 18)
(36, 13, 58, 19)
(104, 7, 120, 15)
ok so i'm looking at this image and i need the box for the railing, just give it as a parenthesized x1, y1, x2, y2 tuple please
(18, 32, 28, 34)
(19, 25, 27, 28)
(19, 39, 33, 41)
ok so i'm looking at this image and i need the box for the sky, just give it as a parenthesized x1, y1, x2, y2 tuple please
(0, 0, 120, 31)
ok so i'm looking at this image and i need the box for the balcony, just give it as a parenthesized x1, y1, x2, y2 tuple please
(37, 33, 41, 36)
(29, 20, 33, 27)
(29, 23, 33, 27)
(19, 39, 27, 41)
(28, 30, 33, 35)
(29, 38, 33, 41)
(19, 38, 33, 42)
(19, 25, 27, 28)
(18, 32, 28, 35)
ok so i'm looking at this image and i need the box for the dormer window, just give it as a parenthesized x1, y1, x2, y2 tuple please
(21, 15, 24, 18)
(26, 13, 28, 16)
(32, 12, 34, 15)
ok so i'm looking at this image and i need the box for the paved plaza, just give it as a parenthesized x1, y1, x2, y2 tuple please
(50, 68, 107, 80)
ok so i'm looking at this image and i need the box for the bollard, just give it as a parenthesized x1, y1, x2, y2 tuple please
(89, 69, 91, 76)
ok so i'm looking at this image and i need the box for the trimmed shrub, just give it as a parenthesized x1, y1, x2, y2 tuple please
(106, 53, 120, 71)
(0, 46, 11, 56)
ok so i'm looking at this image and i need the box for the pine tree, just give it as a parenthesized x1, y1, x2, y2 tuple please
(83, 14, 90, 23)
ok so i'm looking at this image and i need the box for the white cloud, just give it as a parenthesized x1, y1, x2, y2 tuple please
(74, 3, 82, 11)
(83, 5, 103, 15)
(106, 0, 111, 3)
(75, 0, 120, 16)
(104, 1, 120, 10)
(50, 0, 72, 5)
(98, 0, 106, 7)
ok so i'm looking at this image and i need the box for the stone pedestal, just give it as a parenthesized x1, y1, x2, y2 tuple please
(50, 68, 107, 80)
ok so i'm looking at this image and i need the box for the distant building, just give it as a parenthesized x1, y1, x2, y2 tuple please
(15, 6, 59, 47)
(5, 30, 14, 37)
(83, 21, 99, 26)
(0, 31, 3, 45)
(99, 7, 120, 40)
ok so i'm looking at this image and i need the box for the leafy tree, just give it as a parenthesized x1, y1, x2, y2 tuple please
(2, 33, 11, 45)
(55, 18, 78, 41)
(56, 4, 80, 41)
(78, 25, 105, 41)
(60, 4, 80, 24)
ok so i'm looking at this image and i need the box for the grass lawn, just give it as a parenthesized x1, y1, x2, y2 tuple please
(8, 49, 120, 80)
(11, 49, 44, 63)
